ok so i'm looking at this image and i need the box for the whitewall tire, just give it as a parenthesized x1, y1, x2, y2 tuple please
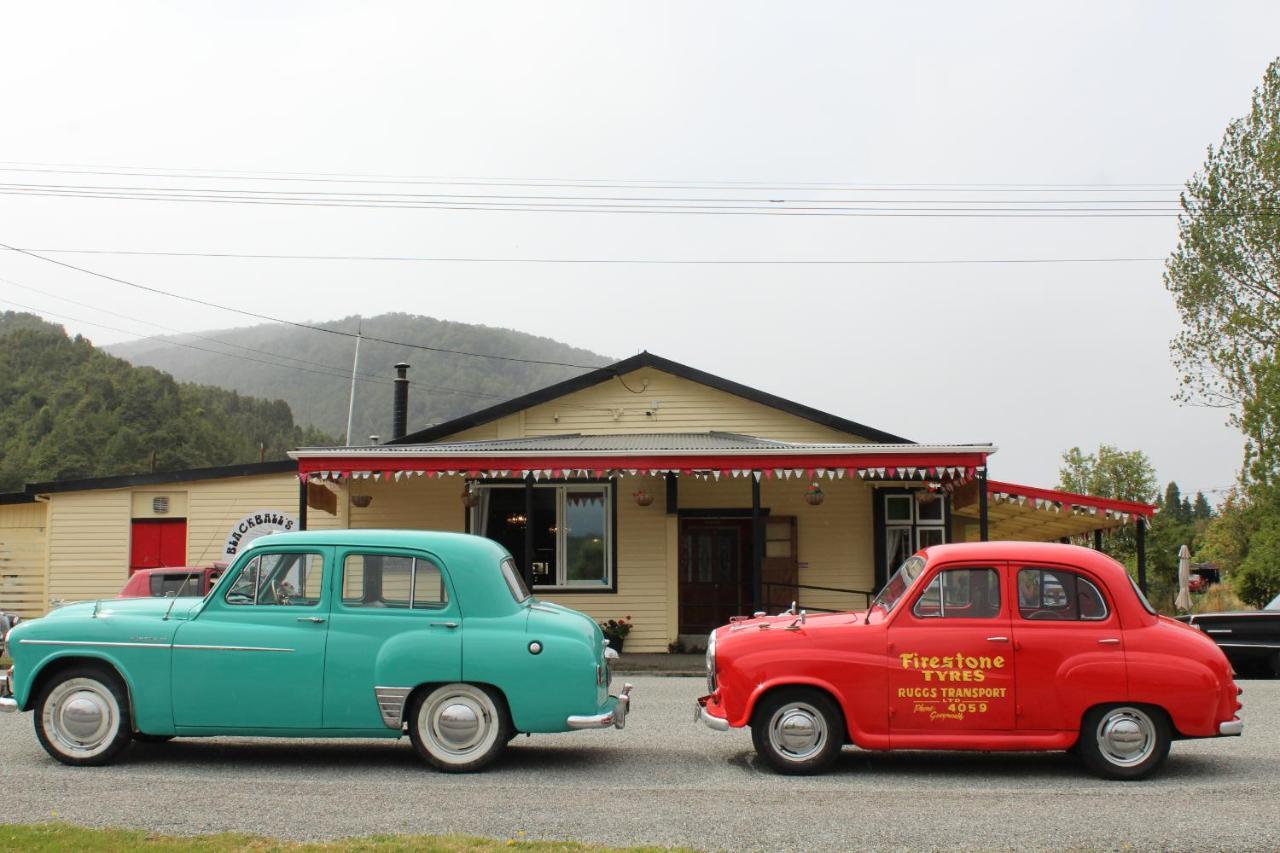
(408, 683, 511, 772)
(34, 665, 133, 767)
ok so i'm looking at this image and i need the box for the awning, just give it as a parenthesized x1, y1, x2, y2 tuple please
(289, 432, 995, 483)
(952, 479, 1156, 541)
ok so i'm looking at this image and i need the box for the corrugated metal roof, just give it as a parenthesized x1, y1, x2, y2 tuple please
(294, 432, 993, 456)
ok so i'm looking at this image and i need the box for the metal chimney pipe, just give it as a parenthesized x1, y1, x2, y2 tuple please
(392, 362, 410, 441)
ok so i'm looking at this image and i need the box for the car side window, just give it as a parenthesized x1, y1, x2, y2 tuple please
(225, 552, 324, 607)
(342, 553, 448, 610)
(150, 572, 200, 597)
(912, 567, 1001, 618)
(1017, 568, 1109, 621)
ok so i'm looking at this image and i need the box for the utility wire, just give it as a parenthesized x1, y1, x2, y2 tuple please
(0, 189, 1246, 218)
(2, 247, 1168, 264)
(0, 240, 606, 371)
(0, 160, 1188, 191)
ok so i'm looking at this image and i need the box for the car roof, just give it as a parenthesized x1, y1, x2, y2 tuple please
(921, 541, 1131, 581)
(244, 528, 506, 558)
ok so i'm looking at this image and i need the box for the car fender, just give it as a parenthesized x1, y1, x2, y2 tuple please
(739, 674, 853, 736)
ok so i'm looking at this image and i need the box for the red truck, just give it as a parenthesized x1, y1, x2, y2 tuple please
(118, 565, 225, 599)
(696, 541, 1243, 780)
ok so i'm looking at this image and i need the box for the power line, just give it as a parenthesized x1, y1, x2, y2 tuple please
(0, 189, 1248, 218)
(0, 240, 607, 371)
(2, 246, 1168, 265)
(0, 160, 1188, 191)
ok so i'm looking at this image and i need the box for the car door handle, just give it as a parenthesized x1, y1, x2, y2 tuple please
(985, 636, 1008, 643)
(1098, 638, 1121, 645)
(296, 616, 326, 624)
(431, 621, 459, 629)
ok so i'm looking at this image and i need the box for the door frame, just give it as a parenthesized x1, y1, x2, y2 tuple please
(676, 511, 767, 635)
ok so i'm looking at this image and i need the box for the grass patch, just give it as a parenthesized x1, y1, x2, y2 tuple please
(0, 824, 691, 852)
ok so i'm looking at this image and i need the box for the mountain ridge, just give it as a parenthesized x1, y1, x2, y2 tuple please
(107, 313, 614, 442)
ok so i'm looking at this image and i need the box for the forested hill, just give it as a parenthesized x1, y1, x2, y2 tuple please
(107, 313, 614, 442)
(0, 312, 335, 492)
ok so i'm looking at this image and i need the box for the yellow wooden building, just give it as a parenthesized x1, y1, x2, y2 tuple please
(0, 353, 1154, 651)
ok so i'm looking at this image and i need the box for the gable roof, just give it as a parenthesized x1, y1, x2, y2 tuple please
(392, 351, 910, 446)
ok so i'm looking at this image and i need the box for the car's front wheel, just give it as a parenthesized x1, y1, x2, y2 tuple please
(750, 688, 844, 775)
(408, 683, 511, 772)
(1077, 704, 1171, 780)
(34, 665, 133, 766)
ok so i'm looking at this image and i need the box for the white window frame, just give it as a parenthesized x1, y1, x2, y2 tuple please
(883, 492, 948, 576)
(473, 482, 614, 590)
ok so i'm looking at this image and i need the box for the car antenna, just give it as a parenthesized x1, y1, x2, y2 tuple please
(162, 597, 179, 621)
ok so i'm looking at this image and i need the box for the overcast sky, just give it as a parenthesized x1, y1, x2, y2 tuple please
(1, 1, 1277, 499)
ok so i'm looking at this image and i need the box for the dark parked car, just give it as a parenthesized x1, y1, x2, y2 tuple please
(1178, 592, 1280, 676)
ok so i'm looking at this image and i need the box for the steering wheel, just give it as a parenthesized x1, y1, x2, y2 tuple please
(1026, 609, 1060, 620)
(272, 580, 297, 605)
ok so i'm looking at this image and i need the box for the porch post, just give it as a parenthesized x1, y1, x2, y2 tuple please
(1093, 529, 1103, 551)
(751, 472, 763, 612)
(1136, 517, 1148, 594)
(523, 474, 535, 589)
(297, 477, 308, 531)
(977, 466, 989, 542)
(665, 472, 678, 514)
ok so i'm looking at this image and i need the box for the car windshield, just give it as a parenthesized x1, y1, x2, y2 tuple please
(871, 555, 926, 614)
(1267, 592, 1280, 611)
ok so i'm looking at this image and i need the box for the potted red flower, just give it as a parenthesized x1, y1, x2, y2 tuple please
(599, 616, 633, 652)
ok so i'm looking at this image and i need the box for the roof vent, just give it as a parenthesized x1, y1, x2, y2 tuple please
(152, 496, 170, 514)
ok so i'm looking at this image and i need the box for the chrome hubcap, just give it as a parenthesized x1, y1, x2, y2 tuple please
(1097, 708, 1156, 767)
(43, 678, 119, 758)
(769, 702, 826, 761)
(437, 703, 481, 747)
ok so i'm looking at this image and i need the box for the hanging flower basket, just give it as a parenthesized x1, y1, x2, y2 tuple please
(804, 482, 825, 506)
(461, 485, 480, 508)
(633, 489, 655, 507)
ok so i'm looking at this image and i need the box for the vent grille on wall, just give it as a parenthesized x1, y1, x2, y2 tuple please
(152, 496, 170, 514)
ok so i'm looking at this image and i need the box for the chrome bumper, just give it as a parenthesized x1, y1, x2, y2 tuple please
(1219, 719, 1243, 736)
(567, 683, 632, 730)
(694, 700, 729, 731)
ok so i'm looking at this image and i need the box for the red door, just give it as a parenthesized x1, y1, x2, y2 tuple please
(888, 563, 1016, 732)
(130, 519, 188, 571)
(1009, 563, 1127, 732)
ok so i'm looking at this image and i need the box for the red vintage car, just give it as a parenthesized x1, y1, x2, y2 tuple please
(118, 565, 225, 599)
(696, 542, 1243, 779)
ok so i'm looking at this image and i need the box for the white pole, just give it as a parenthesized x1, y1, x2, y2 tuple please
(345, 318, 362, 446)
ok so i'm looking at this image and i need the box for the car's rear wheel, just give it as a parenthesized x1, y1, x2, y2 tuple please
(750, 687, 843, 775)
(34, 665, 132, 766)
(408, 683, 510, 772)
(1077, 704, 1171, 780)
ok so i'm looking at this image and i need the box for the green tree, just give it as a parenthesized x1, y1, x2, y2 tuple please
(1164, 58, 1280, 486)
(1058, 445, 1158, 567)
(1192, 491, 1213, 519)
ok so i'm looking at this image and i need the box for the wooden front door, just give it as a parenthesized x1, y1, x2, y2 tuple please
(761, 516, 798, 613)
(679, 518, 753, 635)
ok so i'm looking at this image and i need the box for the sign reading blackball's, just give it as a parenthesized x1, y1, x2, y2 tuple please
(223, 510, 298, 558)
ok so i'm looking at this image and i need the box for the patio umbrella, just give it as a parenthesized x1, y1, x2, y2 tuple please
(1175, 544, 1193, 612)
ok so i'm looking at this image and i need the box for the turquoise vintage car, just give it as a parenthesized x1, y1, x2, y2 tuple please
(0, 530, 632, 771)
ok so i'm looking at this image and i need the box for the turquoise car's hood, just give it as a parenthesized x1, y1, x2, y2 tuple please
(45, 597, 203, 622)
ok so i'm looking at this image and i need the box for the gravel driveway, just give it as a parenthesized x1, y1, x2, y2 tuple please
(2, 675, 1276, 851)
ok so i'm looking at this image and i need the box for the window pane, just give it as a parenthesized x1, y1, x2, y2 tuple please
(1017, 569, 1107, 621)
(886, 495, 912, 522)
(226, 556, 260, 604)
(917, 527, 945, 549)
(886, 526, 913, 573)
(565, 489, 607, 584)
(916, 496, 944, 521)
(343, 554, 414, 608)
(228, 553, 322, 606)
(413, 560, 447, 609)
(915, 568, 1000, 618)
